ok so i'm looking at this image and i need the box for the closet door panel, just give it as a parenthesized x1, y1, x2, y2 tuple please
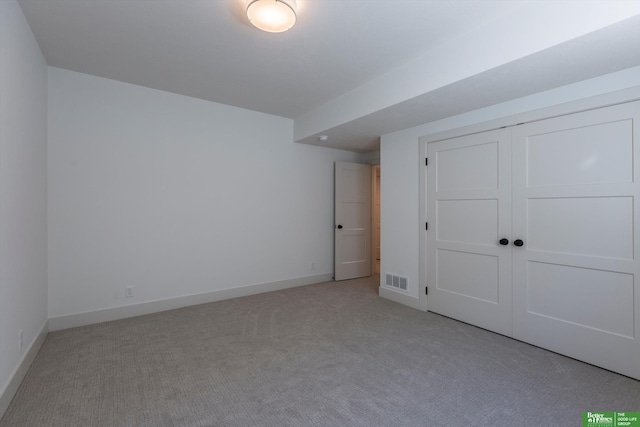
(527, 196, 633, 260)
(427, 128, 513, 336)
(526, 261, 634, 338)
(512, 101, 640, 380)
(526, 119, 632, 187)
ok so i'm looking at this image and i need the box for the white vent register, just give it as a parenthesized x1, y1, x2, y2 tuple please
(385, 273, 407, 291)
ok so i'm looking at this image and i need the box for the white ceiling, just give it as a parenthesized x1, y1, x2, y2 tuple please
(17, 0, 640, 152)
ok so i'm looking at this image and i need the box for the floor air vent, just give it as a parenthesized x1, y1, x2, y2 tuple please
(385, 273, 408, 291)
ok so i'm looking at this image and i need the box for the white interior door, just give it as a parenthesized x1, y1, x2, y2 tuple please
(427, 129, 513, 336)
(512, 102, 640, 379)
(335, 162, 371, 281)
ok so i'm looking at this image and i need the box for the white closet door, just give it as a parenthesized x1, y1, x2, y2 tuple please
(427, 129, 513, 336)
(512, 101, 640, 379)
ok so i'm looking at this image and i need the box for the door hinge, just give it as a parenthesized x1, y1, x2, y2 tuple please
(425, 222, 428, 230)
(425, 286, 428, 295)
(425, 158, 428, 166)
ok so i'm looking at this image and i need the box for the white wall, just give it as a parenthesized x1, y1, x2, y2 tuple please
(48, 68, 360, 322)
(0, 0, 48, 407)
(380, 65, 640, 303)
(379, 140, 420, 303)
(361, 150, 380, 165)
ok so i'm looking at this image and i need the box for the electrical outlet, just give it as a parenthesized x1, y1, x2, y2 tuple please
(19, 330, 23, 350)
(310, 262, 315, 271)
(125, 287, 134, 298)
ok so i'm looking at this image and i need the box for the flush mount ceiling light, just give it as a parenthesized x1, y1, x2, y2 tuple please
(246, 0, 297, 33)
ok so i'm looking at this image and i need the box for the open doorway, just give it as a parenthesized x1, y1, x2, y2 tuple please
(371, 165, 381, 275)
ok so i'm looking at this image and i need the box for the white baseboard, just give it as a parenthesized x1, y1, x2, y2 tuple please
(49, 273, 333, 331)
(0, 319, 48, 421)
(379, 286, 425, 311)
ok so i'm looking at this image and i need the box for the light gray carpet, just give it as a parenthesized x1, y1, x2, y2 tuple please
(2, 277, 639, 426)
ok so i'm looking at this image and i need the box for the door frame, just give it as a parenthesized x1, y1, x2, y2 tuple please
(419, 86, 640, 312)
(371, 164, 381, 276)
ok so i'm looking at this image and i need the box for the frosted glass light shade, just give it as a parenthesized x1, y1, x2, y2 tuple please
(246, 0, 297, 33)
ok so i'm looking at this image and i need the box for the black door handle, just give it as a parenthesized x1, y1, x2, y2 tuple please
(337, 225, 343, 229)
(499, 238, 509, 246)
(513, 239, 524, 247)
